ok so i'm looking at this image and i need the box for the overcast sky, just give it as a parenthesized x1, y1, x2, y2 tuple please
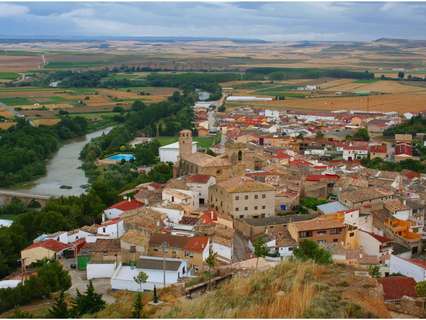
(0, 2, 425, 41)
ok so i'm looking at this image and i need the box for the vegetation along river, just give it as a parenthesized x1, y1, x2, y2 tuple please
(11, 127, 112, 197)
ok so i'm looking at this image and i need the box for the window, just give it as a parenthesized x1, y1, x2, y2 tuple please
(262, 205, 266, 209)
(245, 195, 249, 200)
(261, 214, 265, 218)
(254, 206, 258, 210)
(235, 207, 239, 211)
(238, 150, 243, 161)
(330, 228, 341, 234)
(299, 231, 313, 238)
(254, 194, 258, 199)
(262, 194, 266, 198)
(288, 247, 294, 251)
(239, 215, 244, 219)
(235, 196, 239, 200)
(102, 227, 106, 233)
(154, 248, 159, 252)
(316, 230, 327, 235)
(333, 239, 338, 242)
(349, 232, 355, 237)
(244, 207, 248, 211)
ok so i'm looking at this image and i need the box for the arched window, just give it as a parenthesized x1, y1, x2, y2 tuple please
(238, 150, 243, 161)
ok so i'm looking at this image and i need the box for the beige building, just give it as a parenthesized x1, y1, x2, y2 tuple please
(338, 187, 394, 209)
(288, 217, 347, 246)
(209, 176, 275, 219)
(174, 130, 263, 181)
(21, 239, 70, 266)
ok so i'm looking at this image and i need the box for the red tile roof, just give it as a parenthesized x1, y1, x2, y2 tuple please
(361, 230, 391, 243)
(101, 218, 122, 226)
(200, 210, 218, 224)
(369, 144, 387, 154)
(24, 239, 70, 252)
(109, 199, 143, 211)
(184, 236, 209, 252)
(378, 276, 416, 300)
(409, 258, 426, 269)
(186, 174, 212, 184)
(306, 174, 340, 182)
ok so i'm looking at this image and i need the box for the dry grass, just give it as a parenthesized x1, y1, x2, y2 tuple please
(31, 118, 60, 126)
(0, 56, 42, 72)
(153, 260, 389, 319)
(0, 122, 16, 130)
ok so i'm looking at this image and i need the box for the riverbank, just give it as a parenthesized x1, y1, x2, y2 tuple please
(8, 126, 112, 197)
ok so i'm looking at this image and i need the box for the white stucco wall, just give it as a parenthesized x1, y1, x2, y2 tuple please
(111, 260, 188, 292)
(212, 242, 232, 261)
(87, 263, 117, 279)
(390, 255, 426, 282)
(358, 231, 380, 256)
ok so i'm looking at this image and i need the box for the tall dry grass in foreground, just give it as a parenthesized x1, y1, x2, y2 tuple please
(158, 260, 326, 318)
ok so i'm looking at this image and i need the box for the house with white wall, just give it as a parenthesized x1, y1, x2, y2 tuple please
(111, 256, 188, 291)
(162, 188, 199, 211)
(159, 141, 197, 163)
(390, 255, 426, 282)
(358, 230, 393, 264)
(186, 175, 216, 207)
(103, 199, 143, 221)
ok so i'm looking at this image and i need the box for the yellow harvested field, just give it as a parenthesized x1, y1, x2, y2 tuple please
(0, 56, 42, 72)
(0, 89, 65, 98)
(319, 79, 426, 94)
(0, 108, 13, 118)
(18, 103, 74, 110)
(96, 89, 140, 100)
(31, 118, 60, 126)
(0, 122, 16, 130)
(227, 93, 426, 113)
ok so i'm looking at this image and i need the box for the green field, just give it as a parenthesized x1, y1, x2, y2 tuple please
(0, 72, 19, 80)
(156, 135, 220, 149)
(0, 97, 32, 105)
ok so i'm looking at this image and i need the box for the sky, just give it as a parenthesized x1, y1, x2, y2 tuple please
(0, 2, 426, 41)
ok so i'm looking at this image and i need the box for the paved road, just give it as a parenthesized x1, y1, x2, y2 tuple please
(62, 259, 116, 304)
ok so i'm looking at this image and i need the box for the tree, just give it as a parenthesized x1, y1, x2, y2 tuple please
(72, 281, 105, 316)
(293, 239, 332, 265)
(253, 237, 268, 271)
(367, 265, 380, 278)
(205, 249, 218, 289)
(152, 285, 159, 304)
(133, 271, 148, 292)
(353, 128, 370, 141)
(48, 291, 70, 318)
(131, 292, 143, 318)
(416, 281, 426, 297)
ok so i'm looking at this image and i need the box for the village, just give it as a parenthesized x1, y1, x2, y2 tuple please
(1, 91, 426, 316)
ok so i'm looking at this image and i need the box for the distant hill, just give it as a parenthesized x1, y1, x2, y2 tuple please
(373, 38, 426, 47)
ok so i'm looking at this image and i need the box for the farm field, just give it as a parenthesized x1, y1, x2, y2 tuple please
(0, 86, 177, 120)
(0, 55, 43, 72)
(223, 78, 426, 112)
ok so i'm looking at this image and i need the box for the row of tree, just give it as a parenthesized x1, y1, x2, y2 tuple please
(0, 117, 88, 187)
(0, 260, 71, 313)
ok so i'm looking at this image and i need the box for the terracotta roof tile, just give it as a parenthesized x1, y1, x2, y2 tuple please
(378, 276, 416, 300)
(109, 199, 143, 211)
(24, 239, 70, 252)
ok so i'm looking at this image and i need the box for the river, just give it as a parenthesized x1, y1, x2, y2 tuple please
(12, 127, 112, 197)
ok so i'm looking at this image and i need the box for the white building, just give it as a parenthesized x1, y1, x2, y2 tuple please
(186, 175, 216, 207)
(0, 219, 13, 228)
(390, 255, 426, 282)
(342, 146, 369, 161)
(159, 141, 198, 163)
(162, 188, 199, 211)
(226, 96, 273, 102)
(111, 256, 188, 291)
(96, 219, 125, 239)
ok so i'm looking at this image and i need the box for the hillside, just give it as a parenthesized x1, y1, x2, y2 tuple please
(151, 260, 390, 318)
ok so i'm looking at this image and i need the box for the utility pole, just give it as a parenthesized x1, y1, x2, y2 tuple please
(162, 241, 168, 288)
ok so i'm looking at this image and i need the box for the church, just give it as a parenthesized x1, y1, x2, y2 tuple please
(174, 130, 264, 181)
